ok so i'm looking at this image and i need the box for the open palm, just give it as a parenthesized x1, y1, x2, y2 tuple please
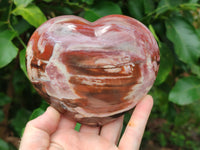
(19, 95, 153, 150)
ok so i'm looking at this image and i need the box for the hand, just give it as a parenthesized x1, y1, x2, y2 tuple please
(19, 95, 153, 150)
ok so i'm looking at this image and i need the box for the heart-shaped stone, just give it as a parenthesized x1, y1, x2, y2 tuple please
(26, 15, 160, 126)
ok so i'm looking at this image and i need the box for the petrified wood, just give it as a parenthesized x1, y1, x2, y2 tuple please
(26, 15, 160, 126)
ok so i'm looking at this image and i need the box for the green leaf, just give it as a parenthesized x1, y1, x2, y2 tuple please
(0, 30, 16, 40)
(52, 6, 72, 15)
(74, 123, 81, 131)
(0, 93, 12, 106)
(39, 99, 49, 110)
(29, 108, 45, 120)
(0, 110, 4, 122)
(0, 21, 6, 27)
(0, 37, 18, 68)
(191, 65, 200, 77)
(197, 29, 200, 38)
(143, 0, 155, 14)
(169, 76, 200, 105)
(29, 100, 48, 121)
(12, 4, 47, 28)
(82, 0, 94, 5)
(124, 112, 131, 124)
(157, 133, 167, 147)
(84, 1, 122, 22)
(11, 108, 31, 136)
(180, 3, 200, 10)
(84, 10, 100, 22)
(92, 1, 122, 16)
(189, 0, 198, 3)
(14, 0, 33, 7)
(149, 87, 169, 117)
(0, 139, 9, 150)
(148, 24, 161, 46)
(19, 49, 28, 77)
(13, 70, 28, 94)
(14, 19, 31, 35)
(43, 0, 53, 2)
(155, 43, 174, 85)
(155, 0, 183, 16)
(127, 0, 144, 20)
(166, 17, 200, 65)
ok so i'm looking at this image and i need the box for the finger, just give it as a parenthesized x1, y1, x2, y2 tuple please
(50, 116, 77, 148)
(51, 115, 77, 137)
(19, 106, 61, 150)
(100, 116, 124, 144)
(118, 95, 153, 150)
(79, 125, 100, 134)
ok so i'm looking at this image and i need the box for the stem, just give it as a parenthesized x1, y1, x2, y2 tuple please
(143, 3, 200, 21)
(7, 1, 27, 49)
(9, 24, 27, 49)
(180, 3, 200, 10)
(65, 0, 88, 11)
(7, 0, 13, 22)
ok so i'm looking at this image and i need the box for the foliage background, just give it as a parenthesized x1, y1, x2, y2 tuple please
(0, 0, 200, 149)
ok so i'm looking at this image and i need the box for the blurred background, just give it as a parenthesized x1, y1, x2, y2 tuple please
(0, 0, 200, 149)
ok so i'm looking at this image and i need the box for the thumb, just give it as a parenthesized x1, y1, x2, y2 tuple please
(19, 106, 61, 150)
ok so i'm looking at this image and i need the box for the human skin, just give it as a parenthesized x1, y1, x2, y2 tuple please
(19, 95, 153, 150)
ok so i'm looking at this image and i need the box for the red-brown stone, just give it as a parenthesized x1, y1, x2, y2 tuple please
(26, 15, 160, 126)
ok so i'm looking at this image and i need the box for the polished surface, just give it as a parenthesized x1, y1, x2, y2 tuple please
(26, 15, 160, 126)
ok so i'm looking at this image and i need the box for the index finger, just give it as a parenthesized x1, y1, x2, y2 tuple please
(118, 95, 153, 150)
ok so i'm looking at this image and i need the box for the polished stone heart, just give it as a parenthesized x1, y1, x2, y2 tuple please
(26, 15, 160, 126)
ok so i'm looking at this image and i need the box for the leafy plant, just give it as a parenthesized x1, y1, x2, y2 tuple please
(0, 0, 200, 149)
